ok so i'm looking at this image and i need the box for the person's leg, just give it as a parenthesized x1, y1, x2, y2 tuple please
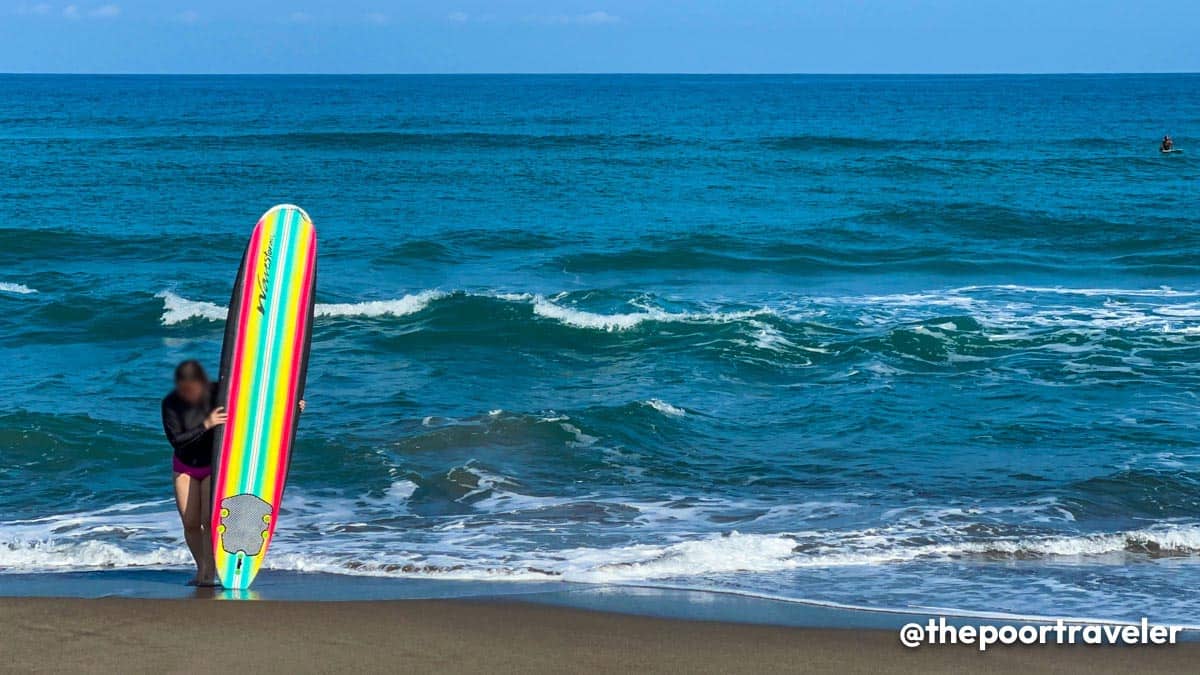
(198, 475, 216, 585)
(173, 472, 204, 584)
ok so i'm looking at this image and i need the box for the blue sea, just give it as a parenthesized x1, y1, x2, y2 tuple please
(1, 74, 1199, 623)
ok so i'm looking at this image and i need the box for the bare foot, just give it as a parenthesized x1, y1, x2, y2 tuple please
(195, 566, 219, 587)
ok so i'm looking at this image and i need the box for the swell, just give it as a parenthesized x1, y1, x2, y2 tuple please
(6, 288, 1198, 374)
(0, 130, 682, 152)
(7, 216, 1199, 276)
(0, 227, 230, 264)
(546, 215, 1200, 274)
(760, 134, 1003, 152)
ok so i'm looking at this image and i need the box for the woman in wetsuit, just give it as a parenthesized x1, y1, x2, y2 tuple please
(161, 360, 225, 586)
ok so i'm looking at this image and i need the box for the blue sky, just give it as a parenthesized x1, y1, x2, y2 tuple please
(1, 1, 1197, 73)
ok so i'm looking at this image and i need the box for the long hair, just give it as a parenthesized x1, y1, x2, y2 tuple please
(174, 359, 210, 386)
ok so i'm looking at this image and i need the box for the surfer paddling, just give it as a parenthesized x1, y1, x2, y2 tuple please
(1161, 135, 1175, 152)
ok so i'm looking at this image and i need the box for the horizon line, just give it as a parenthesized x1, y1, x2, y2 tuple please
(2, 71, 1199, 77)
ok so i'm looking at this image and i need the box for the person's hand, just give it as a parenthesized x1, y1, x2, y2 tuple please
(298, 400, 306, 413)
(204, 407, 227, 430)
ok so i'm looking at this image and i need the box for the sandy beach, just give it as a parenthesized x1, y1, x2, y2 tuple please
(0, 597, 1196, 674)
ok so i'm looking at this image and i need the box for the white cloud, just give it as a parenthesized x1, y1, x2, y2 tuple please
(177, 9, 199, 24)
(58, 4, 120, 20)
(575, 10, 618, 24)
(366, 11, 389, 25)
(16, 3, 52, 15)
(88, 4, 119, 18)
(447, 11, 469, 23)
(523, 11, 620, 25)
(288, 11, 311, 23)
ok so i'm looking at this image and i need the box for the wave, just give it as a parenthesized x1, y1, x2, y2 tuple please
(0, 282, 37, 295)
(144, 287, 1200, 378)
(315, 291, 447, 319)
(547, 230, 968, 275)
(530, 295, 772, 332)
(157, 291, 226, 323)
(49, 130, 681, 152)
(643, 399, 686, 417)
(157, 290, 446, 325)
(956, 284, 1199, 298)
(5, 472, 1200, 625)
(0, 538, 190, 571)
(760, 134, 979, 152)
(158, 289, 774, 331)
(8, 516, 1200, 579)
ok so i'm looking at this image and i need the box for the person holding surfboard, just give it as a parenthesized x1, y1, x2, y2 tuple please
(161, 360, 223, 586)
(162, 358, 307, 586)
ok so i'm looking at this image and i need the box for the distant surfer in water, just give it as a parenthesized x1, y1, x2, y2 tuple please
(161, 360, 223, 586)
(1161, 135, 1174, 152)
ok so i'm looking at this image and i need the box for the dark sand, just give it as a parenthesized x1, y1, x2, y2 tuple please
(2, 597, 1199, 674)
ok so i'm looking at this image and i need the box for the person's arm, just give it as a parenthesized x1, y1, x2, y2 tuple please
(162, 401, 225, 452)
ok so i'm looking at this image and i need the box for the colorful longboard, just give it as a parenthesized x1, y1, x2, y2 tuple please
(211, 204, 317, 589)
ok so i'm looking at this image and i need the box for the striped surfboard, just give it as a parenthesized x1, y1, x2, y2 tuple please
(211, 204, 317, 590)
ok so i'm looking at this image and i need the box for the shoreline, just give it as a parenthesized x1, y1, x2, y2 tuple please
(3, 595, 1200, 674)
(0, 569, 942, 630)
(3, 569, 1199, 636)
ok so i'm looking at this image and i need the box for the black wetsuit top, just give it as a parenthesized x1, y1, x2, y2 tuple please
(161, 383, 218, 468)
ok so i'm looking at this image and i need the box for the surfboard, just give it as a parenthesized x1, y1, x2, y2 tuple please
(211, 204, 317, 590)
(1161, 148, 1183, 154)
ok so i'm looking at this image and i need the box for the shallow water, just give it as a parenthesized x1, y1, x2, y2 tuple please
(2, 74, 1199, 623)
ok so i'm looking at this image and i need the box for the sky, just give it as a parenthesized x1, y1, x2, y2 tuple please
(0, 0, 1197, 74)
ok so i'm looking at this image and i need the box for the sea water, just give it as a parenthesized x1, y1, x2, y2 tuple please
(1, 74, 1199, 623)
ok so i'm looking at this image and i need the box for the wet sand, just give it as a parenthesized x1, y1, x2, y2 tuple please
(2, 597, 1198, 674)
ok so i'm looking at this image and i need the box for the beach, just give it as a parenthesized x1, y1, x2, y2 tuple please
(3, 596, 1198, 674)
(3, 73, 1200, 639)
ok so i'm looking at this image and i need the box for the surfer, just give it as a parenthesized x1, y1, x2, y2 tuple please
(161, 360, 222, 586)
(1161, 135, 1174, 152)
(161, 360, 306, 586)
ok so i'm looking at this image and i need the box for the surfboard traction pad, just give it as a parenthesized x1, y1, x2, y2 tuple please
(218, 493, 273, 556)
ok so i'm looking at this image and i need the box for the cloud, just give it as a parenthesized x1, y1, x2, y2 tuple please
(523, 11, 620, 25)
(88, 4, 119, 18)
(59, 4, 119, 20)
(366, 11, 389, 25)
(447, 11, 469, 23)
(176, 9, 199, 24)
(16, 3, 52, 15)
(288, 11, 311, 23)
(575, 11, 619, 24)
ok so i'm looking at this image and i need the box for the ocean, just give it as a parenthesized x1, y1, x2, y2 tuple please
(1, 74, 1198, 623)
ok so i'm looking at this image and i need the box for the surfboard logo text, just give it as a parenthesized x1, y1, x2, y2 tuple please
(256, 237, 275, 315)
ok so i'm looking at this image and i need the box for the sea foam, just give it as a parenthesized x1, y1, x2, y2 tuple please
(158, 290, 446, 325)
(0, 282, 37, 295)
